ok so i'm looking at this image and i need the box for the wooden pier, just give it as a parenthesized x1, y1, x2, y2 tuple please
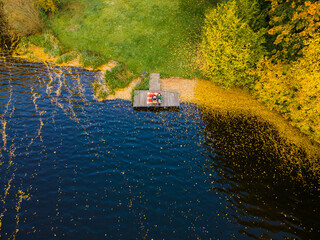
(133, 73, 180, 111)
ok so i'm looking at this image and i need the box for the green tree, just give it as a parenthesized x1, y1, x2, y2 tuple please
(200, 0, 266, 88)
(236, 0, 269, 31)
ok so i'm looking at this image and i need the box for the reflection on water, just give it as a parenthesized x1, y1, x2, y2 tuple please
(201, 111, 320, 239)
(0, 54, 319, 239)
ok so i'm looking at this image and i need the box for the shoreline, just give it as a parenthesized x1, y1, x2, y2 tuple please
(14, 45, 120, 71)
(11, 48, 320, 159)
(14, 45, 120, 101)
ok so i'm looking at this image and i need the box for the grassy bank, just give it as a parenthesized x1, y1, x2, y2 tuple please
(48, 0, 212, 78)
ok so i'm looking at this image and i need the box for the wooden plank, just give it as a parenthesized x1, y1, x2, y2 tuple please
(149, 73, 161, 91)
(133, 91, 148, 107)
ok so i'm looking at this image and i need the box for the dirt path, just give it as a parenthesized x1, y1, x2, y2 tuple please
(161, 77, 196, 102)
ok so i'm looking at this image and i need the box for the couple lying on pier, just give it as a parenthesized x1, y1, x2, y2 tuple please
(147, 92, 162, 106)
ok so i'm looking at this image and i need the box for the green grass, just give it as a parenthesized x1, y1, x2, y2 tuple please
(98, 89, 108, 99)
(49, 0, 213, 77)
(105, 63, 137, 93)
(134, 75, 150, 91)
(56, 51, 77, 64)
(20, 30, 64, 57)
(92, 82, 109, 101)
(80, 51, 106, 69)
(91, 63, 136, 100)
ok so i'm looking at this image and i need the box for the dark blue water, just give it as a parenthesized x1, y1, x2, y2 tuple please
(0, 54, 319, 239)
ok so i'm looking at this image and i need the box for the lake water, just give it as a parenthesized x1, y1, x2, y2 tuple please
(0, 54, 319, 239)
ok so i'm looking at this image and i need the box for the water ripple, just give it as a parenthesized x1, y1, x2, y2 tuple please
(0, 56, 319, 239)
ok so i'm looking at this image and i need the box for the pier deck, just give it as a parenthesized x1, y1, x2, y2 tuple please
(133, 73, 180, 110)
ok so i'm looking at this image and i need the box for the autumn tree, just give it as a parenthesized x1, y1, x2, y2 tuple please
(200, 0, 266, 88)
(255, 31, 320, 142)
(36, 0, 60, 13)
(267, 0, 320, 61)
(290, 33, 320, 138)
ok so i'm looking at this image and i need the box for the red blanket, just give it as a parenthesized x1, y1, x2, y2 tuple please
(147, 92, 159, 104)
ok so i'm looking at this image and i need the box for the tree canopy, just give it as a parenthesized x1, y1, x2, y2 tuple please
(201, 0, 266, 88)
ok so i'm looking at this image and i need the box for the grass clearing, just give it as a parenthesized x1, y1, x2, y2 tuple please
(50, 0, 213, 77)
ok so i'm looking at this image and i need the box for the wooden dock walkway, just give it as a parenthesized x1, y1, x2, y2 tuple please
(133, 73, 180, 111)
(149, 73, 161, 91)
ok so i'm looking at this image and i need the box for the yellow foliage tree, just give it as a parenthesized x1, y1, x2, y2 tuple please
(267, 0, 320, 61)
(290, 34, 320, 137)
(254, 57, 297, 114)
(255, 33, 320, 142)
(36, 0, 59, 13)
(200, 0, 266, 88)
